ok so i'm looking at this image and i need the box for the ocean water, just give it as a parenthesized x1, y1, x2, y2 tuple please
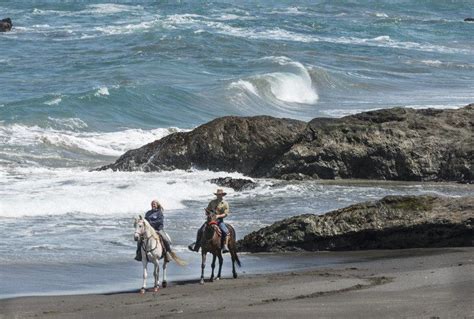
(1, 0, 473, 298)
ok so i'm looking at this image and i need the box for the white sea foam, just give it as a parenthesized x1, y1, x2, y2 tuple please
(85, 4, 143, 15)
(406, 59, 474, 69)
(44, 97, 62, 105)
(32, 8, 62, 16)
(0, 124, 186, 157)
(374, 12, 389, 18)
(269, 7, 307, 15)
(420, 60, 443, 66)
(372, 35, 391, 42)
(47, 117, 88, 130)
(215, 14, 242, 21)
(95, 19, 159, 35)
(0, 168, 247, 217)
(32, 5, 143, 17)
(94, 87, 109, 96)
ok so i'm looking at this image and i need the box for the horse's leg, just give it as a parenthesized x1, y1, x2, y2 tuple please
(210, 254, 216, 282)
(231, 250, 237, 279)
(153, 258, 160, 292)
(162, 259, 168, 288)
(200, 252, 206, 285)
(141, 250, 147, 294)
(216, 252, 223, 280)
(229, 228, 239, 279)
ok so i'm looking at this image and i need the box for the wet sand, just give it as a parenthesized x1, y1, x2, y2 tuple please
(1, 247, 473, 318)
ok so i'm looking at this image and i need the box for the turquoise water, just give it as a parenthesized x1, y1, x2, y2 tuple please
(0, 1, 473, 298)
(1, 1, 473, 130)
(1, 0, 473, 168)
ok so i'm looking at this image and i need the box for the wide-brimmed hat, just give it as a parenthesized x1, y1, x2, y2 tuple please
(214, 189, 227, 196)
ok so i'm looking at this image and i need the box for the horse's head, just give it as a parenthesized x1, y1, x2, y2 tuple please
(133, 215, 145, 241)
(205, 209, 217, 224)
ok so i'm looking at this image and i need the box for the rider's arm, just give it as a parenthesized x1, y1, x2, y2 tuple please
(148, 209, 164, 231)
(216, 202, 229, 219)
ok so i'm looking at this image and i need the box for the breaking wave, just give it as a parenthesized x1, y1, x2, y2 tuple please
(0, 123, 185, 158)
(0, 168, 247, 217)
(229, 57, 318, 105)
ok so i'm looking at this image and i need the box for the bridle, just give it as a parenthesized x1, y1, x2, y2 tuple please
(135, 220, 159, 254)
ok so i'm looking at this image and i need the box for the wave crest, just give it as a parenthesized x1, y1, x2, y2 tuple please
(230, 57, 318, 105)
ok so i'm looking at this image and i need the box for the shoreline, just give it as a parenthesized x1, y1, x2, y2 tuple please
(1, 247, 473, 318)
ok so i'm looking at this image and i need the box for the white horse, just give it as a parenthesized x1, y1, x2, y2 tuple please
(133, 215, 185, 294)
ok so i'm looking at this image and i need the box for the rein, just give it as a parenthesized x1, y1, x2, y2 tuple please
(206, 221, 222, 238)
(137, 223, 162, 255)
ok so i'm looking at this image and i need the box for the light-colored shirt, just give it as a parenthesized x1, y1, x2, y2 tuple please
(206, 198, 229, 218)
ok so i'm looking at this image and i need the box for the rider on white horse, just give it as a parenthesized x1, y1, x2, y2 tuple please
(135, 200, 173, 261)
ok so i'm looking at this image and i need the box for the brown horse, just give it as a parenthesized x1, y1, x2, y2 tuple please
(200, 211, 241, 284)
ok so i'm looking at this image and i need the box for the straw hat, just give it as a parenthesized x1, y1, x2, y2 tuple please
(214, 189, 227, 196)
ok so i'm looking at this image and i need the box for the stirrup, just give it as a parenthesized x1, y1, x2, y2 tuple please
(188, 243, 200, 252)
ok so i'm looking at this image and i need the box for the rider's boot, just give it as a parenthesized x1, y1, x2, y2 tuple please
(222, 236, 229, 253)
(164, 241, 173, 261)
(188, 229, 202, 252)
(135, 243, 142, 261)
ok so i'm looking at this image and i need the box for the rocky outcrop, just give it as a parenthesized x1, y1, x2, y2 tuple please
(99, 116, 307, 175)
(464, 18, 474, 22)
(237, 195, 474, 252)
(0, 18, 12, 32)
(269, 106, 474, 182)
(208, 177, 257, 191)
(99, 105, 474, 183)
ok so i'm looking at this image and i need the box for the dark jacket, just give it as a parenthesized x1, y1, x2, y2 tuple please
(145, 208, 164, 231)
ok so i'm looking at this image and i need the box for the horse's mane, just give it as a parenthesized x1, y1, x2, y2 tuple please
(142, 219, 160, 240)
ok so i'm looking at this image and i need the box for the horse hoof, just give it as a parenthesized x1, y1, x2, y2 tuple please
(153, 287, 159, 293)
(200, 279, 204, 285)
(140, 288, 146, 294)
(233, 273, 238, 279)
(162, 281, 167, 288)
(215, 277, 220, 281)
(210, 277, 214, 282)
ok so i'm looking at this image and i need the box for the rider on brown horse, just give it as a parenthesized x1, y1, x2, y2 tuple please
(189, 189, 230, 253)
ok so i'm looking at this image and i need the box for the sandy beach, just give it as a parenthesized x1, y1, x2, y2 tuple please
(1, 247, 472, 318)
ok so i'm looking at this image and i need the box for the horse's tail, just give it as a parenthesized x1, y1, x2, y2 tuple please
(169, 251, 187, 266)
(231, 248, 241, 268)
(228, 224, 242, 268)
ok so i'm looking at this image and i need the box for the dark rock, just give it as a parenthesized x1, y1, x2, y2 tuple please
(464, 18, 474, 22)
(0, 18, 12, 32)
(98, 105, 474, 183)
(98, 116, 307, 175)
(208, 177, 256, 191)
(237, 195, 474, 252)
(268, 105, 474, 183)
